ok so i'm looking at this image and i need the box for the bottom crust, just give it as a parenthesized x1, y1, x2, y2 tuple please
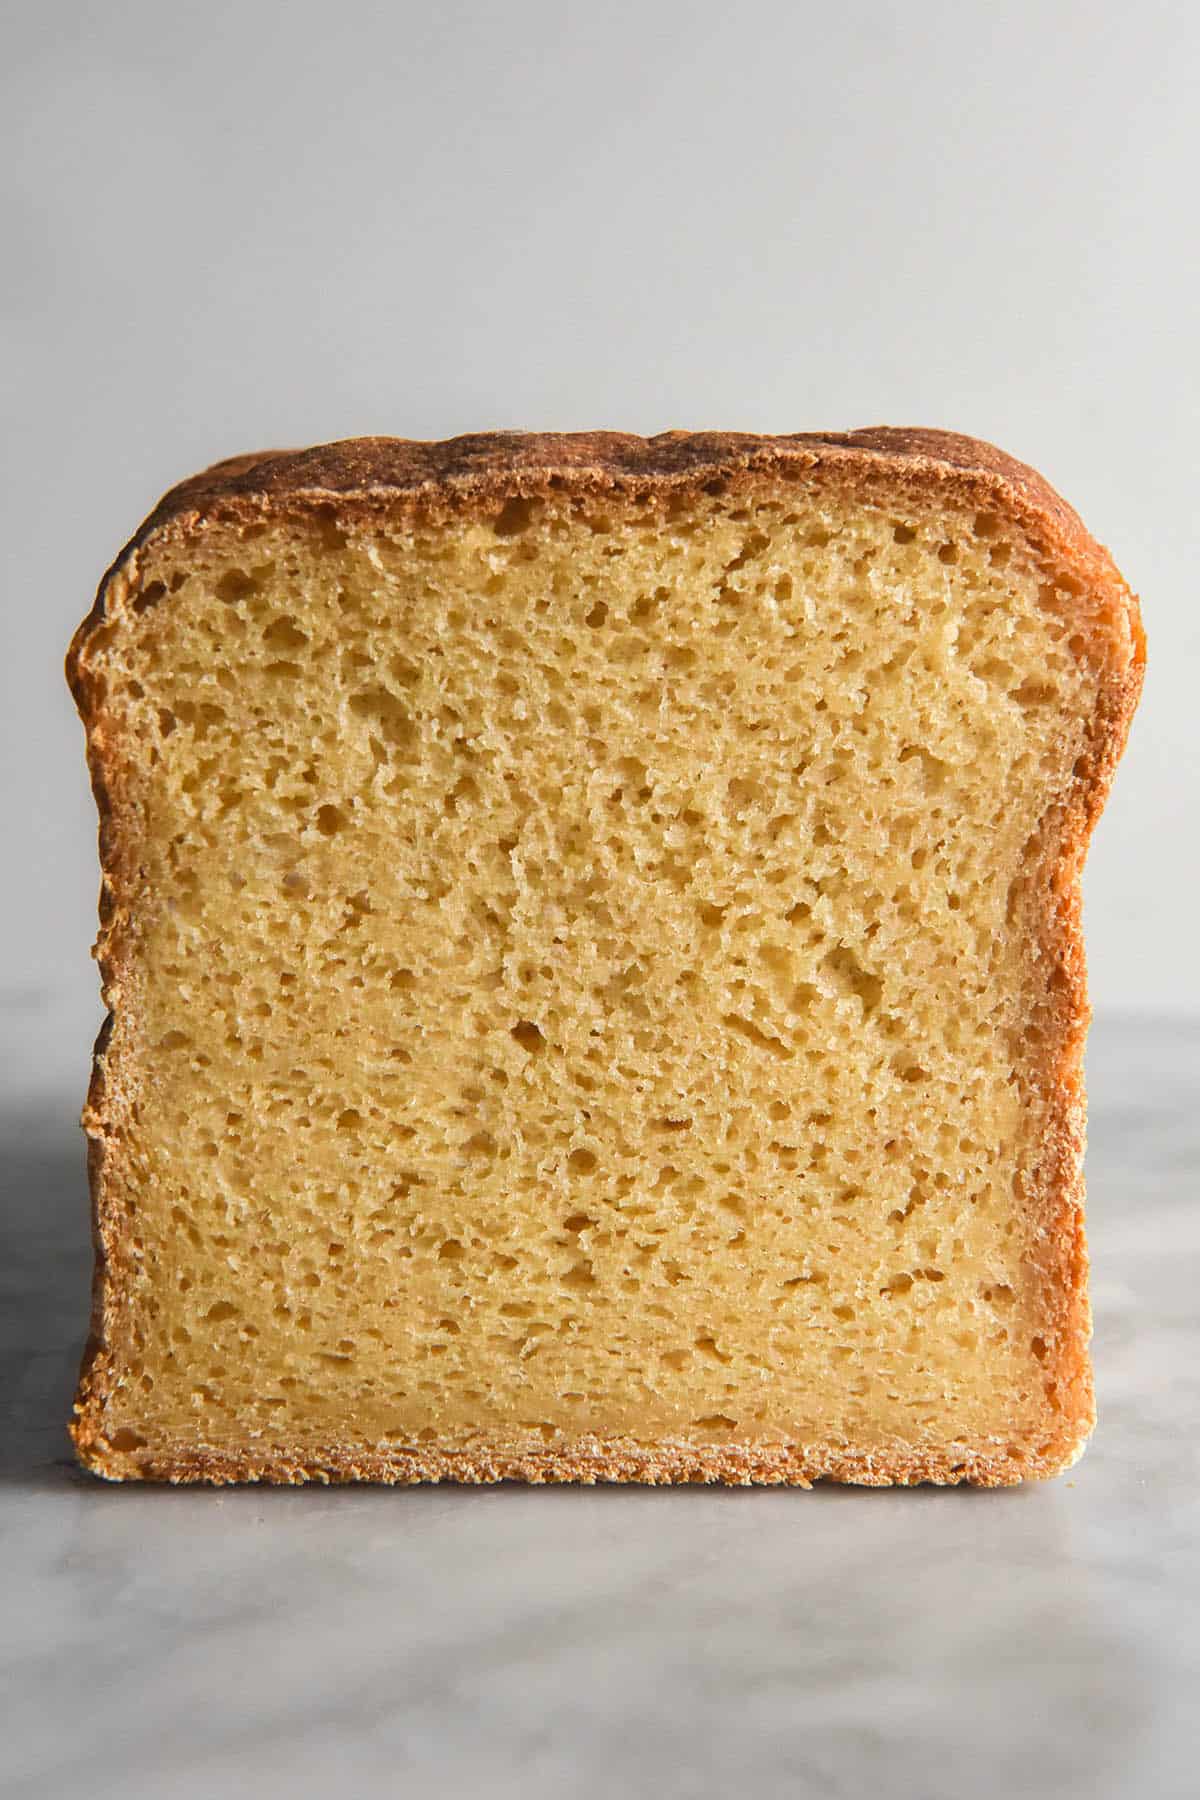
(72, 1428, 1088, 1488)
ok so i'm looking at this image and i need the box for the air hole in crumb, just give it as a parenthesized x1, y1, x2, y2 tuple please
(263, 615, 308, 650)
(108, 1427, 148, 1452)
(216, 569, 258, 603)
(132, 581, 166, 615)
(723, 1015, 792, 1059)
(493, 497, 537, 537)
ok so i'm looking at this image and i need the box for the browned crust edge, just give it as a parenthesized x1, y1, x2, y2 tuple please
(65, 428, 1145, 1488)
(74, 1438, 1072, 1489)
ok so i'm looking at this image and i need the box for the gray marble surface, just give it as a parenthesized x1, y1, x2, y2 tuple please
(3, 1014, 1198, 1799)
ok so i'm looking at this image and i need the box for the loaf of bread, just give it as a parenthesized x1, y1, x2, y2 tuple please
(66, 430, 1143, 1485)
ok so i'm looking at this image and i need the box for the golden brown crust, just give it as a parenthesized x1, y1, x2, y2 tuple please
(66, 429, 1144, 1487)
(69, 428, 1112, 650)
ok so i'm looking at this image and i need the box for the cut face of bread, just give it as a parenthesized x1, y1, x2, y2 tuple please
(67, 431, 1143, 1485)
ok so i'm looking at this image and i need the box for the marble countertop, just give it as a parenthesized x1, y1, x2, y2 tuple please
(4, 1014, 1198, 1799)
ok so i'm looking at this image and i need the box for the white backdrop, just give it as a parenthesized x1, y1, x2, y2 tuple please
(3, 0, 1196, 1101)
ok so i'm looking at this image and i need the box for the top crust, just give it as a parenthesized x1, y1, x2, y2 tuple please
(70, 429, 1137, 676)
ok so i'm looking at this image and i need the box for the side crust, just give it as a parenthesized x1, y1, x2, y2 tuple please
(66, 428, 1145, 1486)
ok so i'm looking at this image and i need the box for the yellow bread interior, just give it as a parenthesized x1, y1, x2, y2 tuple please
(76, 478, 1117, 1479)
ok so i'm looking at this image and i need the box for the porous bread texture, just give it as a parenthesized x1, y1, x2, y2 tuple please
(67, 431, 1143, 1486)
